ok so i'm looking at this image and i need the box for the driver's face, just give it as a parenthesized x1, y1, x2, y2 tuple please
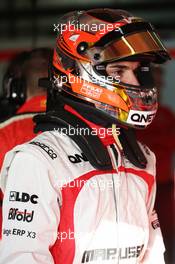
(106, 61, 140, 86)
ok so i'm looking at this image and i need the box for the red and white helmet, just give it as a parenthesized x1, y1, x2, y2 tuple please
(51, 9, 170, 128)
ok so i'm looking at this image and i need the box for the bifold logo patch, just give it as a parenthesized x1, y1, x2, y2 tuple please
(9, 191, 38, 204)
(30, 141, 57, 160)
(8, 208, 34, 223)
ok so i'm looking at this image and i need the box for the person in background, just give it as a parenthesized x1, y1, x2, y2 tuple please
(0, 47, 52, 168)
(0, 47, 52, 239)
(0, 51, 30, 122)
(0, 9, 171, 264)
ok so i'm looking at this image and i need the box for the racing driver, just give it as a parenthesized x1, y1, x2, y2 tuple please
(0, 8, 170, 264)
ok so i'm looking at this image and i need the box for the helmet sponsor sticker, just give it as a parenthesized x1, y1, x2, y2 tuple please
(80, 83, 102, 99)
(127, 110, 156, 126)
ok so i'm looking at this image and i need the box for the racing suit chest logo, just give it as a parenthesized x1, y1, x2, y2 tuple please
(82, 245, 144, 263)
(68, 152, 88, 164)
(29, 141, 57, 160)
(8, 208, 34, 223)
(9, 191, 38, 204)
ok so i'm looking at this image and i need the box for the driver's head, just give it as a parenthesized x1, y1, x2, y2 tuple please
(50, 8, 170, 128)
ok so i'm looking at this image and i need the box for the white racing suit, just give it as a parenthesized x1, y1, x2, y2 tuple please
(0, 124, 165, 264)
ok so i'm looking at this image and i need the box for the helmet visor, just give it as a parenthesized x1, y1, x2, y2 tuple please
(86, 22, 170, 64)
(101, 31, 167, 62)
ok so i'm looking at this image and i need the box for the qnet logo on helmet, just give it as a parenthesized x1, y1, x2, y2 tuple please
(127, 110, 156, 126)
